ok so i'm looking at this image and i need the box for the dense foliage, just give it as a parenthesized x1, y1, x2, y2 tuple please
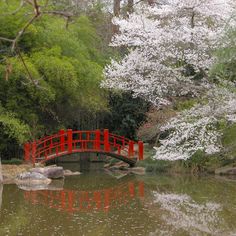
(0, 1, 149, 159)
(0, 1, 108, 156)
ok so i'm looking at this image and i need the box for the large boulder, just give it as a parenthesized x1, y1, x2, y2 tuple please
(30, 166, 64, 179)
(15, 172, 51, 185)
(215, 166, 236, 175)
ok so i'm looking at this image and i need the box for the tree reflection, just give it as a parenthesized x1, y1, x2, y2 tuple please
(152, 192, 224, 235)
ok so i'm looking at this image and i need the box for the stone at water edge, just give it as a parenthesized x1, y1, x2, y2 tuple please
(15, 172, 51, 185)
(215, 166, 236, 175)
(63, 169, 81, 176)
(30, 166, 64, 179)
(129, 167, 145, 175)
(108, 161, 130, 170)
(103, 163, 111, 168)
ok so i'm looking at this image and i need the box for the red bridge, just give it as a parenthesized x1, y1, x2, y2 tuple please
(24, 129, 144, 166)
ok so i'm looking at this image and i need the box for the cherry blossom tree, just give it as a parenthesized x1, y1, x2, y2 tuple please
(154, 85, 236, 160)
(102, 0, 236, 160)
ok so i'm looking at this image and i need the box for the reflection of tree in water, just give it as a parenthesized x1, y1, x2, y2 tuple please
(150, 192, 226, 236)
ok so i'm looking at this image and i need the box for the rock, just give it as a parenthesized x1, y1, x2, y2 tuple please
(109, 161, 129, 170)
(129, 167, 145, 175)
(17, 179, 64, 191)
(63, 169, 81, 176)
(34, 163, 45, 168)
(2, 164, 32, 181)
(30, 166, 64, 179)
(15, 172, 51, 185)
(215, 166, 236, 175)
(2, 175, 15, 184)
(104, 163, 111, 168)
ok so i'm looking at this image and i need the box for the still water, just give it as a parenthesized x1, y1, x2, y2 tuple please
(0, 166, 236, 236)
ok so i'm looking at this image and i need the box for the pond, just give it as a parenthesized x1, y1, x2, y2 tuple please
(0, 165, 236, 236)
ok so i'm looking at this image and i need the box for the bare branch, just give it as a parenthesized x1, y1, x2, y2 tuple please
(16, 47, 38, 87)
(0, 37, 14, 42)
(11, 15, 38, 52)
(11, 0, 41, 52)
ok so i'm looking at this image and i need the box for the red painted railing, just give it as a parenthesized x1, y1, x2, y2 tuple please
(24, 129, 144, 165)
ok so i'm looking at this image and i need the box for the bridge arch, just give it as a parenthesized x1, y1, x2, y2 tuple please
(24, 129, 144, 166)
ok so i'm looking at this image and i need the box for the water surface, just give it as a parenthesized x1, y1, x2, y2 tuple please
(0, 169, 236, 236)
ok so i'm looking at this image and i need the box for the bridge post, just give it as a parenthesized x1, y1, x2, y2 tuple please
(138, 141, 144, 161)
(129, 182, 135, 198)
(32, 141, 37, 165)
(104, 129, 110, 152)
(59, 130, 65, 152)
(139, 181, 144, 197)
(128, 141, 134, 158)
(95, 130, 101, 150)
(67, 129, 73, 154)
(94, 191, 101, 210)
(24, 143, 31, 162)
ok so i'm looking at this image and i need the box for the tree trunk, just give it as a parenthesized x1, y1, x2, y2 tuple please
(113, 0, 121, 17)
(0, 157, 2, 183)
(127, 0, 134, 14)
(147, 0, 155, 6)
(113, 0, 121, 33)
(0, 184, 2, 210)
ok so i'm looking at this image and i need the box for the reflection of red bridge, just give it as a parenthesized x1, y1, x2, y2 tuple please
(24, 129, 144, 166)
(24, 181, 144, 213)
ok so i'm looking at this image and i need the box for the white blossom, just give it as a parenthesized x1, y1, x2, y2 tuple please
(102, 0, 236, 160)
(154, 87, 236, 160)
(102, 0, 236, 106)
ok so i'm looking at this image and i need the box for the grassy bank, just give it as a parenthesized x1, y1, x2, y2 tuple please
(1, 159, 23, 165)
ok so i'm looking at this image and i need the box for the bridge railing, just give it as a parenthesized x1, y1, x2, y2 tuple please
(24, 129, 144, 164)
(24, 181, 145, 213)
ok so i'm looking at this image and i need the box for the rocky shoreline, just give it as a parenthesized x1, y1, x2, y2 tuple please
(1, 164, 81, 185)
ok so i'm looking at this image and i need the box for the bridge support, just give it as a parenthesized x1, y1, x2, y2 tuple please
(128, 141, 134, 158)
(95, 130, 101, 150)
(59, 130, 65, 152)
(104, 129, 110, 152)
(138, 141, 144, 161)
(24, 143, 31, 162)
(32, 141, 37, 165)
(67, 129, 73, 154)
